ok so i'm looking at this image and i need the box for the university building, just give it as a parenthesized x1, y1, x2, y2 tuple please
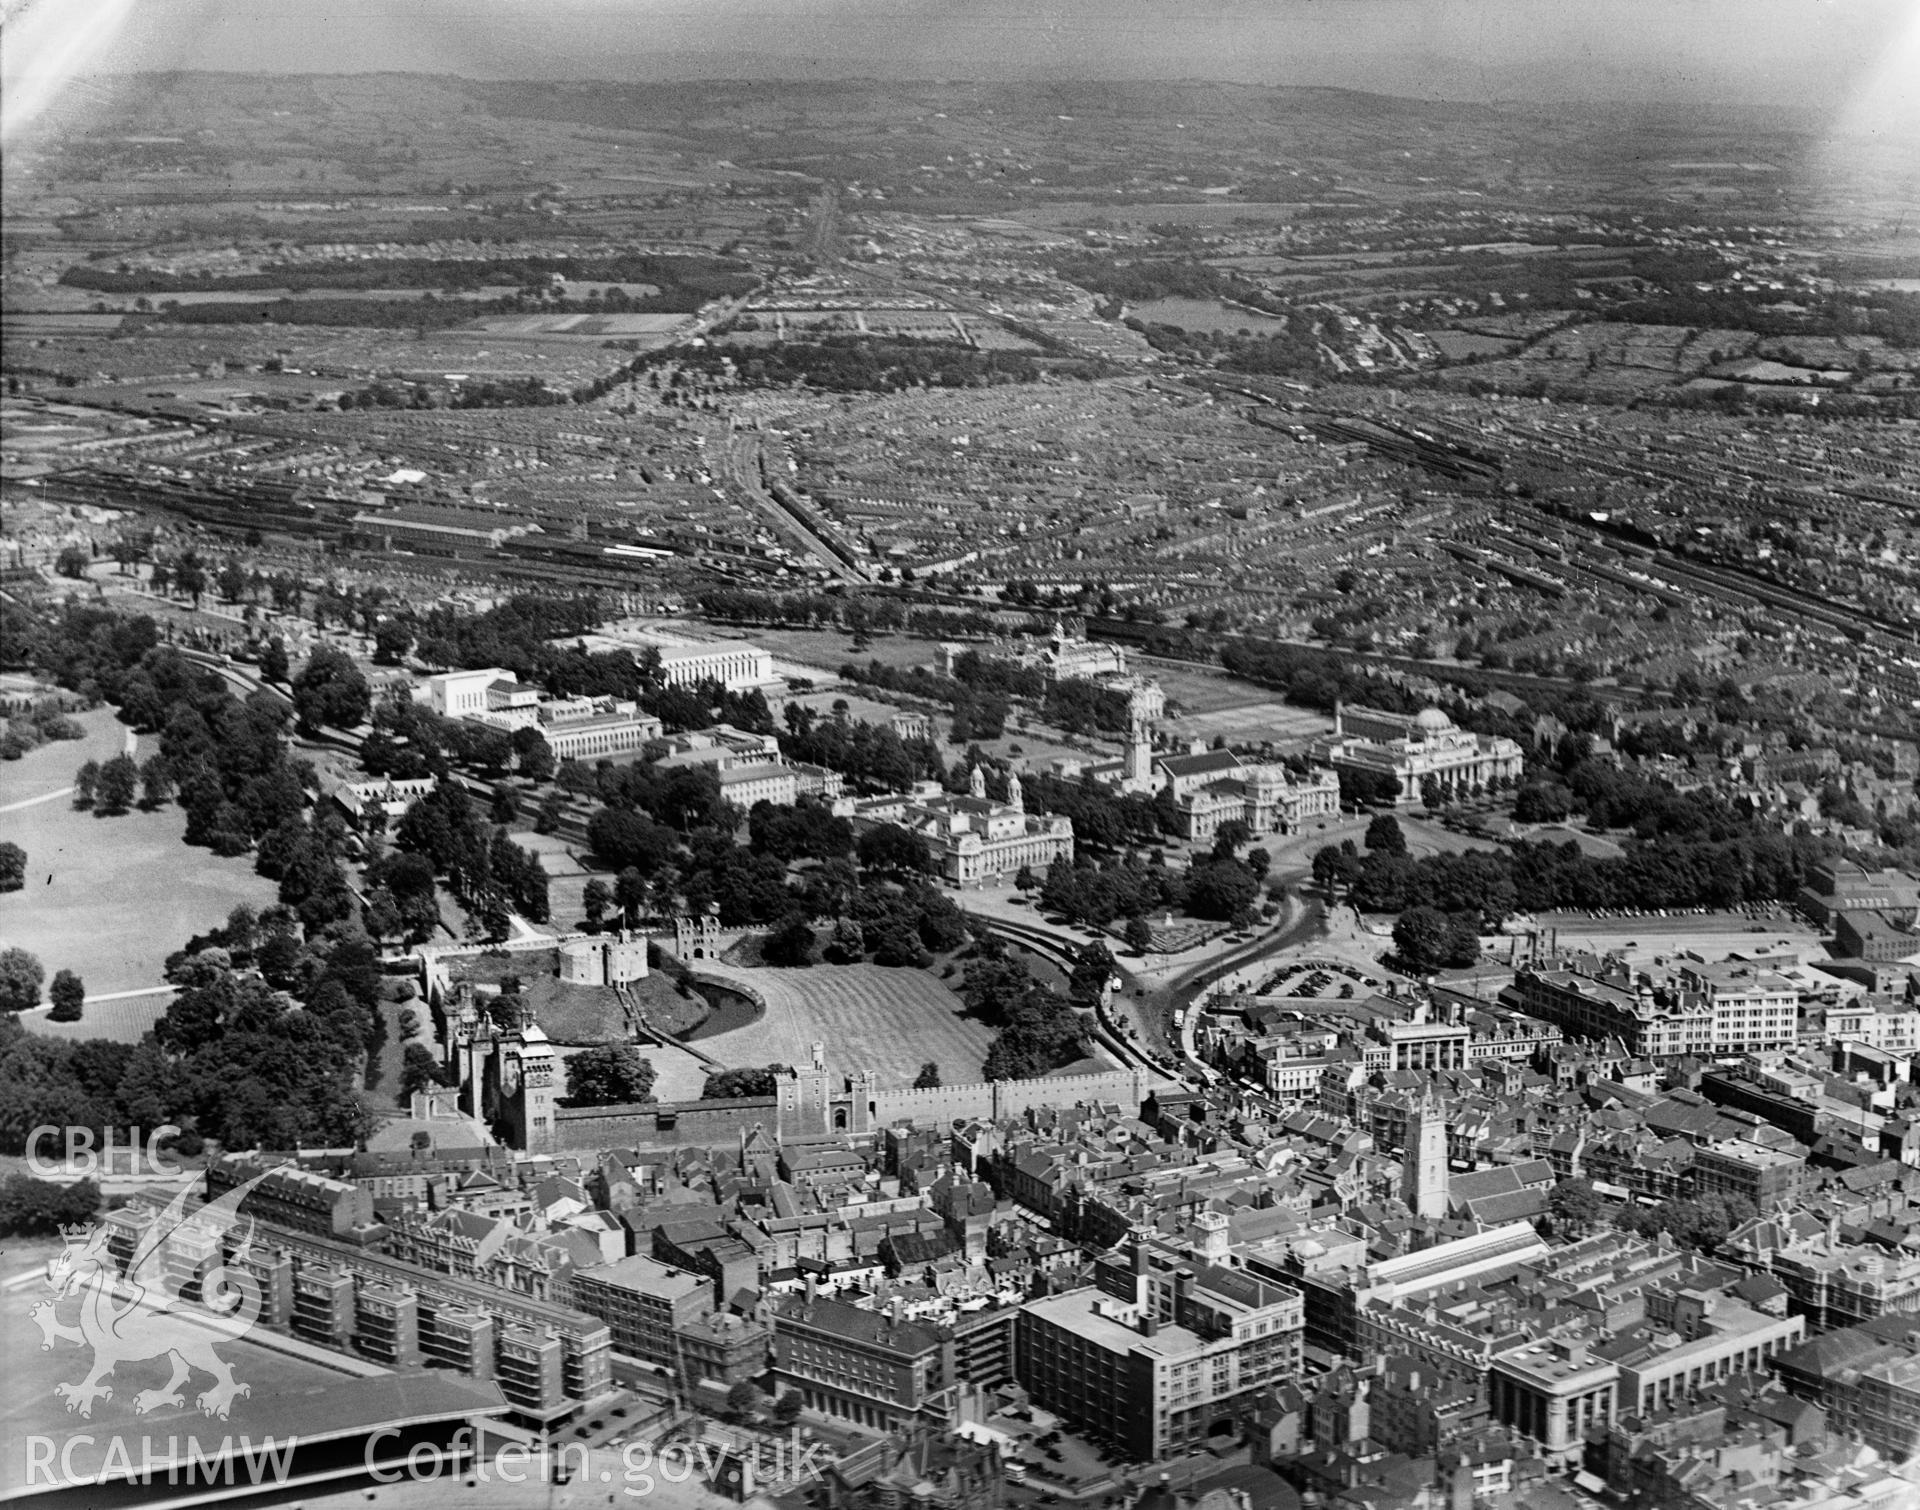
(419, 667, 663, 760)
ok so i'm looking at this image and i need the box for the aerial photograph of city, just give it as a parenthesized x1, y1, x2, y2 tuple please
(0, 1, 1916, 1507)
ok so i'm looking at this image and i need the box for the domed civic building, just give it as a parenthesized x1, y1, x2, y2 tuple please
(1309, 700, 1524, 804)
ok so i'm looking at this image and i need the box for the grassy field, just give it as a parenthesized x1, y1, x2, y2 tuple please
(687, 962, 991, 1087)
(728, 625, 932, 677)
(1, 709, 277, 1005)
(21, 992, 175, 1045)
(1136, 654, 1337, 745)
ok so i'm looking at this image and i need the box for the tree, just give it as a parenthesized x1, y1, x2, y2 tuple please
(0, 1174, 100, 1238)
(0, 841, 24, 893)
(1013, 863, 1036, 893)
(259, 638, 290, 685)
(513, 727, 555, 783)
(1421, 774, 1444, 812)
(857, 822, 933, 877)
(772, 1391, 804, 1427)
(139, 757, 173, 810)
(1069, 941, 1116, 1004)
(1211, 819, 1254, 856)
(1187, 857, 1258, 921)
(1365, 814, 1408, 855)
(763, 914, 816, 968)
(871, 929, 926, 968)
(72, 759, 100, 810)
(95, 753, 138, 816)
(614, 867, 649, 926)
(563, 1043, 657, 1107)
(173, 550, 208, 608)
(1337, 768, 1402, 809)
(400, 1042, 444, 1098)
(56, 544, 91, 579)
(372, 620, 414, 666)
(1392, 906, 1454, 976)
(1548, 1177, 1603, 1239)
(702, 1065, 786, 1099)
(47, 970, 85, 1023)
(0, 948, 45, 1012)
(1124, 915, 1154, 954)
(1513, 783, 1575, 824)
(582, 878, 612, 928)
(292, 646, 372, 735)
(726, 1380, 763, 1421)
(914, 1061, 942, 1089)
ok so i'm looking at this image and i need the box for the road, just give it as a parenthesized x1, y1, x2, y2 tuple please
(964, 908, 1183, 1087)
(176, 646, 293, 708)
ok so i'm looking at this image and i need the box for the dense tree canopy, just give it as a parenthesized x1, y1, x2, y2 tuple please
(563, 1044, 658, 1107)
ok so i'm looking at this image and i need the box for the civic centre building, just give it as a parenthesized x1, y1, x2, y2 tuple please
(1310, 703, 1524, 804)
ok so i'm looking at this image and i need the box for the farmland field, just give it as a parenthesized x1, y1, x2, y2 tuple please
(685, 962, 991, 1087)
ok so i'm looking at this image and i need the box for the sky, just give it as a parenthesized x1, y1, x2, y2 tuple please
(3, 0, 1918, 144)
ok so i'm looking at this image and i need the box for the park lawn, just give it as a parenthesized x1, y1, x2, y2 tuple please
(0, 710, 276, 1004)
(0, 705, 127, 804)
(21, 991, 174, 1044)
(688, 961, 992, 1087)
(721, 624, 934, 677)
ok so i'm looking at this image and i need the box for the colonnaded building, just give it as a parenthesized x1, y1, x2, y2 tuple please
(1310, 703, 1524, 804)
(1151, 746, 1342, 842)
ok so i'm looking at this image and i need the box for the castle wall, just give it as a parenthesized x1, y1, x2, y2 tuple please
(862, 1066, 1149, 1131)
(478, 952, 1152, 1157)
(868, 1081, 999, 1127)
(991, 1067, 1149, 1121)
(551, 1097, 780, 1153)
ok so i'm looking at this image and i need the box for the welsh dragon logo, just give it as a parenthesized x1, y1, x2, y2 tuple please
(30, 1170, 273, 1421)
